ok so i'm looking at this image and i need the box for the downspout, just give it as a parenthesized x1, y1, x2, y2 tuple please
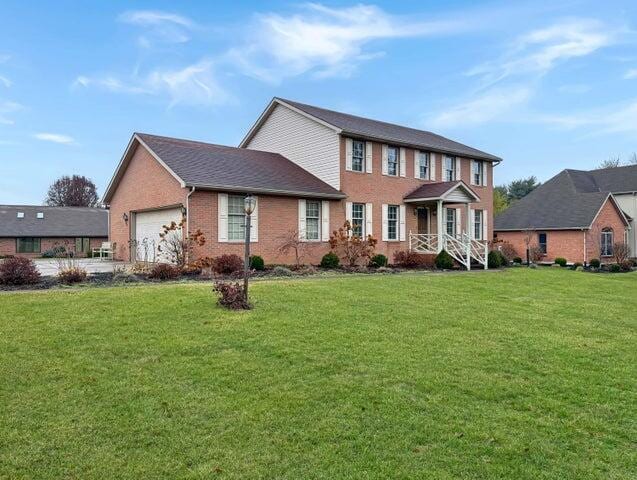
(583, 229, 587, 266)
(186, 187, 196, 264)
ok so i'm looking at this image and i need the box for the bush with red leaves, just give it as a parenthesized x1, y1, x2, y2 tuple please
(212, 254, 244, 275)
(213, 281, 251, 309)
(0, 257, 41, 285)
(392, 251, 434, 268)
(58, 267, 88, 284)
(148, 263, 181, 281)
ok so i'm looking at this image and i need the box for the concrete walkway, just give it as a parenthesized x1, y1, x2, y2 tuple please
(34, 259, 128, 276)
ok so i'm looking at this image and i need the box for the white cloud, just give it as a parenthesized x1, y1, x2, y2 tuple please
(0, 75, 10, 88)
(428, 86, 532, 128)
(119, 10, 195, 45)
(74, 60, 231, 107)
(624, 68, 637, 79)
(468, 19, 615, 86)
(537, 100, 637, 136)
(34, 133, 76, 144)
(227, 3, 469, 82)
(0, 100, 22, 124)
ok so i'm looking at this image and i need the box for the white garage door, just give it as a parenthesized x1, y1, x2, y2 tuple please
(134, 208, 182, 262)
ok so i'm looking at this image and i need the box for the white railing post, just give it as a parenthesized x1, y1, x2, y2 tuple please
(466, 237, 471, 271)
(484, 241, 488, 270)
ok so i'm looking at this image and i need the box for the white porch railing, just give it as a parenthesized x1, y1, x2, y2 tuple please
(409, 233, 438, 254)
(409, 231, 488, 270)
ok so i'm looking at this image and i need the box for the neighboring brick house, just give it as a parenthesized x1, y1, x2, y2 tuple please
(0, 205, 108, 257)
(103, 98, 501, 267)
(494, 167, 634, 264)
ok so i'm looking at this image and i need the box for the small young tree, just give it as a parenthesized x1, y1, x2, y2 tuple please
(612, 242, 630, 264)
(328, 221, 377, 267)
(157, 217, 205, 267)
(277, 230, 309, 267)
(522, 228, 536, 265)
(45, 175, 100, 207)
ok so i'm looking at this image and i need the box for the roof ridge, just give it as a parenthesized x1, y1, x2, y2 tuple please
(136, 132, 285, 157)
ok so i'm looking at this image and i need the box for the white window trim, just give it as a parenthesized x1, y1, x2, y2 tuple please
(304, 199, 322, 242)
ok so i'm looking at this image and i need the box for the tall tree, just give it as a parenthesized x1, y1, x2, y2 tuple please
(45, 175, 99, 207)
(493, 186, 509, 214)
(599, 156, 622, 169)
(506, 176, 540, 202)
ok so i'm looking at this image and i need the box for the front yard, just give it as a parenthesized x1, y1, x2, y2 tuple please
(1, 269, 635, 479)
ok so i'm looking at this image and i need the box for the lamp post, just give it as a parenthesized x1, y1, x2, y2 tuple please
(243, 194, 256, 302)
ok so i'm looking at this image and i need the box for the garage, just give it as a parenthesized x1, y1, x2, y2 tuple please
(134, 208, 182, 262)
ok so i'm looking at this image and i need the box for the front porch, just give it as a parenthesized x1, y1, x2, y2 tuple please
(404, 181, 489, 270)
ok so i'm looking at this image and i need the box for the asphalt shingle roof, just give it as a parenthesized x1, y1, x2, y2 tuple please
(494, 165, 637, 231)
(404, 181, 479, 201)
(276, 98, 502, 162)
(0, 205, 108, 237)
(137, 133, 345, 199)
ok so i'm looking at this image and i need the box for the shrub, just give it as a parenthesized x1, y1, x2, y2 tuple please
(529, 245, 544, 262)
(148, 263, 181, 281)
(328, 221, 377, 266)
(554, 257, 567, 267)
(250, 255, 265, 271)
(435, 250, 454, 270)
(491, 241, 516, 263)
(213, 254, 244, 275)
(513, 256, 523, 264)
(609, 264, 621, 273)
(41, 245, 66, 258)
(157, 216, 206, 266)
(213, 281, 250, 310)
(589, 258, 600, 268)
(393, 251, 431, 268)
(320, 252, 340, 269)
(272, 266, 294, 277)
(58, 267, 88, 284)
(572, 262, 583, 270)
(0, 257, 41, 285)
(488, 250, 503, 269)
(368, 254, 388, 268)
(620, 261, 633, 272)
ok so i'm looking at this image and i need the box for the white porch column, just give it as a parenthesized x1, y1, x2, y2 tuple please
(465, 203, 471, 237)
(437, 199, 443, 253)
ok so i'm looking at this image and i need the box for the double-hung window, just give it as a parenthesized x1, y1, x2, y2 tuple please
(16, 237, 41, 253)
(446, 209, 456, 236)
(305, 201, 320, 241)
(601, 229, 614, 256)
(387, 205, 398, 240)
(387, 147, 399, 176)
(351, 203, 365, 237)
(444, 156, 456, 181)
(473, 210, 483, 240)
(538, 233, 547, 255)
(352, 140, 365, 172)
(472, 160, 484, 185)
(228, 195, 246, 241)
(417, 151, 429, 179)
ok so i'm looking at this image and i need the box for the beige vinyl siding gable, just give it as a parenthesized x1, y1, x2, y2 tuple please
(245, 103, 341, 189)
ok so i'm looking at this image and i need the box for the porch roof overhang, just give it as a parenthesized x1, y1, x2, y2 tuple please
(403, 180, 480, 204)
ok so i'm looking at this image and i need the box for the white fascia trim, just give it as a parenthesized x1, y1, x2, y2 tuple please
(239, 98, 342, 147)
(588, 193, 631, 229)
(101, 134, 186, 204)
(187, 183, 346, 199)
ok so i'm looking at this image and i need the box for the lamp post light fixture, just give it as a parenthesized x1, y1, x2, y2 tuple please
(243, 194, 256, 302)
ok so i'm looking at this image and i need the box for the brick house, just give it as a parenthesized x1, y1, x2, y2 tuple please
(494, 166, 634, 264)
(0, 205, 108, 257)
(103, 98, 501, 267)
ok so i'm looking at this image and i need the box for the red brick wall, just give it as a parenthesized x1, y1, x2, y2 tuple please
(339, 137, 494, 260)
(108, 143, 187, 260)
(495, 198, 627, 264)
(0, 237, 107, 257)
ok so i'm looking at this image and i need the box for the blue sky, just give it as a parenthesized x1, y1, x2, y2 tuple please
(1, 0, 637, 204)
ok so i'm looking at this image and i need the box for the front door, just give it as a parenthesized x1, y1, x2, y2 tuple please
(417, 208, 429, 234)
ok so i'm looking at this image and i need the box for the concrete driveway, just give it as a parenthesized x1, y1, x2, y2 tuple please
(34, 259, 128, 277)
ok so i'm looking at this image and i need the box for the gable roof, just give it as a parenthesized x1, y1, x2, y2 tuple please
(0, 205, 108, 237)
(494, 168, 631, 231)
(404, 181, 480, 202)
(241, 97, 502, 163)
(103, 133, 346, 203)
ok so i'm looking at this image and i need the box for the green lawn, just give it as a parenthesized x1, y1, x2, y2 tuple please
(1, 269, 636, 479)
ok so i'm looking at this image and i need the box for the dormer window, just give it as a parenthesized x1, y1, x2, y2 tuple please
(37, 212, 44, 219)
(17, 212, 24, 219)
